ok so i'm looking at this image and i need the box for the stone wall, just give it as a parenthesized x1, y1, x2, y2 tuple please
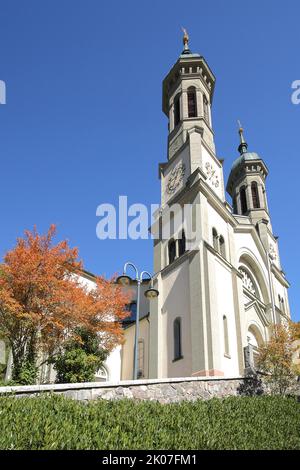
(0, 376, 249, 403)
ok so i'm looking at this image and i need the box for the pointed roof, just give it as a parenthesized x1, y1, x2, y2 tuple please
(226, 124, 268, 196)
(231, 123, 262, 170)
(237, 121, 248, 155)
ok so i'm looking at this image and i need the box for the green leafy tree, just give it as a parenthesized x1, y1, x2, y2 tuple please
(51, 328, 108, 383)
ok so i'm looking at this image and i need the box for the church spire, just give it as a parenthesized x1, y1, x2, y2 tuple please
(238, 120, 248, 155)
(162, 32, 216, 154)
(181, 27, 191, 54)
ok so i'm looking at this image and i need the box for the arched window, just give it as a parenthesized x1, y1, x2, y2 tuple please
(174, 317, 182, 360)
(178, 230, 186, 257)
(168, 239, 176, 264)
(174, 95, 180, 127)
(240, 186, 248, 214)
(203, 95, 209, 123)
(278, 295, 285, 313)
(212, 228, 218, 251)
(219, 236, 226, 258)
(223, 315, 230, 356)
(95, 366, 109, 382)
(187, 87, 197, 118)
(239, 267, 259, 298)
(251, 182, 260, 209)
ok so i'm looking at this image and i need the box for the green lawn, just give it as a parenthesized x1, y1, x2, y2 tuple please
(0, 395, 299, 450)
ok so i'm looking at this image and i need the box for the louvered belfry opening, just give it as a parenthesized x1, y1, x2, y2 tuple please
(187, 87, 197, 118)
(251, 182, 260, 209)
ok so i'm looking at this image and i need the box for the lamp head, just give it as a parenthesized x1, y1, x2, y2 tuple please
(116, 274, 132, 286)
(144, 287, 159, 299)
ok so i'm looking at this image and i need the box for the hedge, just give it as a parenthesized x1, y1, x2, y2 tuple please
(0, 395, 299, 450)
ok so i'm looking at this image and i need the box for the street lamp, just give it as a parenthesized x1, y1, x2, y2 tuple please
(116, 262, 159, 380)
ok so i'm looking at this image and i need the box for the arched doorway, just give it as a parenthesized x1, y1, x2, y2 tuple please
(247, 324, 264, 368)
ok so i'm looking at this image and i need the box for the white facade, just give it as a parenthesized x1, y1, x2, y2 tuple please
(147, 39, 291, 379)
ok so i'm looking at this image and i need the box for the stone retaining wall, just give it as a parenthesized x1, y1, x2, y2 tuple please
(0, 376, 248, 403)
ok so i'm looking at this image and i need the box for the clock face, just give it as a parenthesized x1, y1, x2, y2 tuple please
(167, 163, 185, 194)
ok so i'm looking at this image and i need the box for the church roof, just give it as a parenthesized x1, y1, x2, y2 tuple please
(226, 125, 269, 196)
(179, 52, 201, 59)
(231, 151, 262, 172)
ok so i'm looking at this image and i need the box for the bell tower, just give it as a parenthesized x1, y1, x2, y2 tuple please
(226, 125, 283, 270)
(226, 125, 271, 227)
(160, 30, 225, 211)
(150, 32, 229, 379)
(163, 28, 216, 158)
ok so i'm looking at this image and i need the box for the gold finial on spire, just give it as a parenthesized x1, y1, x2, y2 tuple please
(238, 120, 245, 143)
(182, 27, 189, 47)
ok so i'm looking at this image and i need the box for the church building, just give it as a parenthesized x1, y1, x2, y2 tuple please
(1, 33, 291, 384)
(138, 32, 291, 379)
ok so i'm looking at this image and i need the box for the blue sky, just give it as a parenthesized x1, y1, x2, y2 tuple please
(0, 1, 299, 320)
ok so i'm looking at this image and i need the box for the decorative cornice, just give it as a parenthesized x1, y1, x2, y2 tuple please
(271, 263, 290, 288)
(161, 249, 194, 278)
(204, 240, 233, 272)
(243, 290, 268, 310)
(275, 305, 291, 321)
(244, 299, 270, 326)
(226, 158, 269, 196)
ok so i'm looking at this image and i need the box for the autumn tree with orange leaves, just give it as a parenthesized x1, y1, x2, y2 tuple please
(0, 225, 130, 384)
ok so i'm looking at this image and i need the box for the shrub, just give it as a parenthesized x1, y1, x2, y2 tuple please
(0, 395, 299, 450)
(257, 322, 300, 395)
(14, 360, 38, 385)
(51, 328, 107, 383)
(0, 379, 18, 387)
(53, 348, 102, 383)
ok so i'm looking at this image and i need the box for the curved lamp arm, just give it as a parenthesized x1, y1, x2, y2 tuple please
(123, 262, 139, 281)
(140, 270, 152, 285)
